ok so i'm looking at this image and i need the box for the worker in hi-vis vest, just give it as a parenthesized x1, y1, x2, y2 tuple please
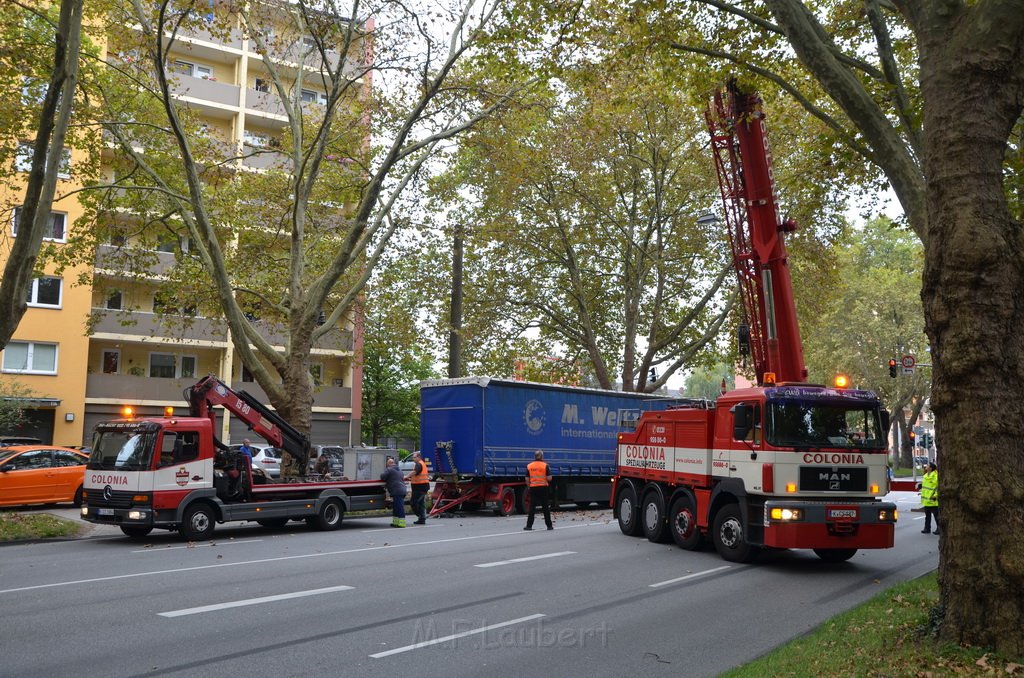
(524, 450, 553, 531)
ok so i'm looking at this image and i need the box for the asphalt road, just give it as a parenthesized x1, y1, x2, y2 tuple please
(0, 491, 937, 678)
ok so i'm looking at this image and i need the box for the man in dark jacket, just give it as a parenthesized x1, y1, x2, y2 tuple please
(381, 457, 408, 528)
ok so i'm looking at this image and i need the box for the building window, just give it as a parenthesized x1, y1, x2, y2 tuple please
(254, 78, 270, 93)
(26, 277, 62, 308)
(106, 290, 123, 310)
(244, 130, 269, 147)
(102, 349, 120, 374)
(13, 207, 67, 242)
(149, 353, 176, 379)
(181, 355, 197, 379)
(171, 60, 213, 80)
(241, 365, 255, 383)
(310, 362, 324, 386)
(2, 341, 58, 375)
(300, 89, 328, 105)
(14, 143, 70, 177)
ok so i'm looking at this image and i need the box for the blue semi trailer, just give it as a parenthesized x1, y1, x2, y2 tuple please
(420, 377, 688, 516)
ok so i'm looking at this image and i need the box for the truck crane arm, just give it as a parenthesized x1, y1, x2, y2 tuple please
(184, 375, 311, 476)
(706, 79, 808, 385)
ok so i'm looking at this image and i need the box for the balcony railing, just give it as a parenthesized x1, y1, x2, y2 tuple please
(87, 373, 201, 402)
(231, 381, 352, 408)
(91, 308, 353, 352)
(170, 74, 241, 108)
(95, 244, 178, 278)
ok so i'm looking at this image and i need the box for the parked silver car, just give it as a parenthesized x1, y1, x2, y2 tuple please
(230, 444, 283, 478)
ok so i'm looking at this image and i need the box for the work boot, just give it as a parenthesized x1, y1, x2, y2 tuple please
(921, 529, 929, 533)
(933, 530, 940, 535)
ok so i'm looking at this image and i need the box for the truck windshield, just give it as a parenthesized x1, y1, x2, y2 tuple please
(766, 400, 884, 450)
(88, 428, 157, 471)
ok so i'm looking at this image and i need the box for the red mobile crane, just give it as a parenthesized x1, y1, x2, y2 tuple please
(81, 376, 388, 540)
(612, 81, 898, 563)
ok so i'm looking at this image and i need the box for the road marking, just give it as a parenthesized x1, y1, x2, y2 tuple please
(475, 551, 576, 568)
(370, 613, 546, 658)
(131, 539, 263, 554)
(158, 585, 354, 617)
(361, 524, 441, 533)
(649, 565, 732, 588)
(0, 521, 612, 595)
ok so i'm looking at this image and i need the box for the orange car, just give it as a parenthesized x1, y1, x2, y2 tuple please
(0, 445, 89, 508)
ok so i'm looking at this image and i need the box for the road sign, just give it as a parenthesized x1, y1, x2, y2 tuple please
(902, 366, 915, 375)
(901, 355, 916, 369)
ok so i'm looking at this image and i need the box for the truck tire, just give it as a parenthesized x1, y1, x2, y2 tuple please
(641, 490, 671, 543)
(669, 495, 704, 551)
(496, 487, 517, 516)
(712, 503, 760, 563)
(180, 503, 216, 541)
(120, 525, 153, 539)
(813, 548, 857, 563)
(616, 484, 642, 536)
(310, 498, 344, 531)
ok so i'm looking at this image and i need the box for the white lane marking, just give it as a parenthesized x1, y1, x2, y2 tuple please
(131, 539, 263, 554)
(158, 585, 354, 617)
(361, 524, 441, 533)
(649, 565, 732, 588)
(475, 551, 576, 568)
(0, 522, 612, 595)
(370, 614, 546, 658)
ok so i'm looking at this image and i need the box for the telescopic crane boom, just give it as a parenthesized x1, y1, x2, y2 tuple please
(706, 80, 808, 385)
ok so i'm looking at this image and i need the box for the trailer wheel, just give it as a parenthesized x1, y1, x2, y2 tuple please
(520, 488, 532, 516)
(616, 484, 642, 536)
(120, 525, 153, 539)
(496, 487, 517, 516)
(669, 495, 704, 550)
(311, 499, 344, 531)
(181, 503, 216, 541)
(641, 490, 671, 543)
(712, 503, 760, 563)
(813, 548, 857, 563)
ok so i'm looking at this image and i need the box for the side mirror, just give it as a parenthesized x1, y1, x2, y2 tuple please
(731, 404, 753, 441)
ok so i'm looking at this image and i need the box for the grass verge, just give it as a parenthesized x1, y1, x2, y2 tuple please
(722, 572, 1023, 677)
(0, 511, 83, 541)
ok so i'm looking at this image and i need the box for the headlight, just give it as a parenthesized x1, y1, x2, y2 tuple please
(128, 510, 149, 521)
(878, 508, 898, 522)
(770, 507, 803, 521)
(80, 506, 88, 517)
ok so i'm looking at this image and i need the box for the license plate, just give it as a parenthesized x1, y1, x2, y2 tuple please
(98, 508, 114, 516)
(827, 507, 858, 519)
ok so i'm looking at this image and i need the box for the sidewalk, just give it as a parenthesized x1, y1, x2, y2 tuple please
(1, 507, 124, 545)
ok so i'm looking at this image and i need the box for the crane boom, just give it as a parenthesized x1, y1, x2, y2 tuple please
(706, 80, 808, 385)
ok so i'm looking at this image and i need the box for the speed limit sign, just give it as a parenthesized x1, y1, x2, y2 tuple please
(901, 355, 916, 369)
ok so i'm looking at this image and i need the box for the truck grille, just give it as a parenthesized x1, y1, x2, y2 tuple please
(799, 467, 868, 492)
(84, 488, 133, 509)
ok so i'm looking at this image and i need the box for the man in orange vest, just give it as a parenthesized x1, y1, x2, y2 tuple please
(524, 450, 553, 531)
(405, 451, 430, 524)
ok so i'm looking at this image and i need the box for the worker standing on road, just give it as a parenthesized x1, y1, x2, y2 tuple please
(919, 461, 940, 535)
(381, 457, 408, 528)
(406, 451, 430, 525)
(524, 450, 553, 531)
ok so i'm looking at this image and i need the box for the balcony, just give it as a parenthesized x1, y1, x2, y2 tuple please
(87, 373, 201, 402)
(170, 75, 241, 115)
(91, 309, 229, 344)
(246, 88, 288, 121)
(247, 320, 354, 352)
(231, 381, 352, 409)
(240, 147, 289, 171)
(95, 244, 177, 279)
(176, 21, 244, 52)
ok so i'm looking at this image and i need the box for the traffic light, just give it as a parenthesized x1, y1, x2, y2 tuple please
(888, 358, 898, 378)
(908, 430, 916, 445)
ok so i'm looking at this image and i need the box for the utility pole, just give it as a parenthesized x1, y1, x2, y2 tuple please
(447, 223, 463, 379)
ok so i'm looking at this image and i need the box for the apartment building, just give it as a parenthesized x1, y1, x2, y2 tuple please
(1, 2, 365, 446)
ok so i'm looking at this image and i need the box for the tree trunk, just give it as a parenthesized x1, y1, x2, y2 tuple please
(918, 19, 1024, 655)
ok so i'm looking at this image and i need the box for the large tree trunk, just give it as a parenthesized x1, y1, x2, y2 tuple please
(918, 10, 1024, 655)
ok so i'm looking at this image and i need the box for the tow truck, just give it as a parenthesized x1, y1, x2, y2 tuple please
(612, 81, 898, 563)
(80, 376, 388, 539)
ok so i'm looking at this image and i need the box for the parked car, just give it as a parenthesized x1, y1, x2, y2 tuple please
(229, 444, 282, 478)
(0, 445, 88, 507)
(309, 445, 345, 475)
(0, 436, 43, 448)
